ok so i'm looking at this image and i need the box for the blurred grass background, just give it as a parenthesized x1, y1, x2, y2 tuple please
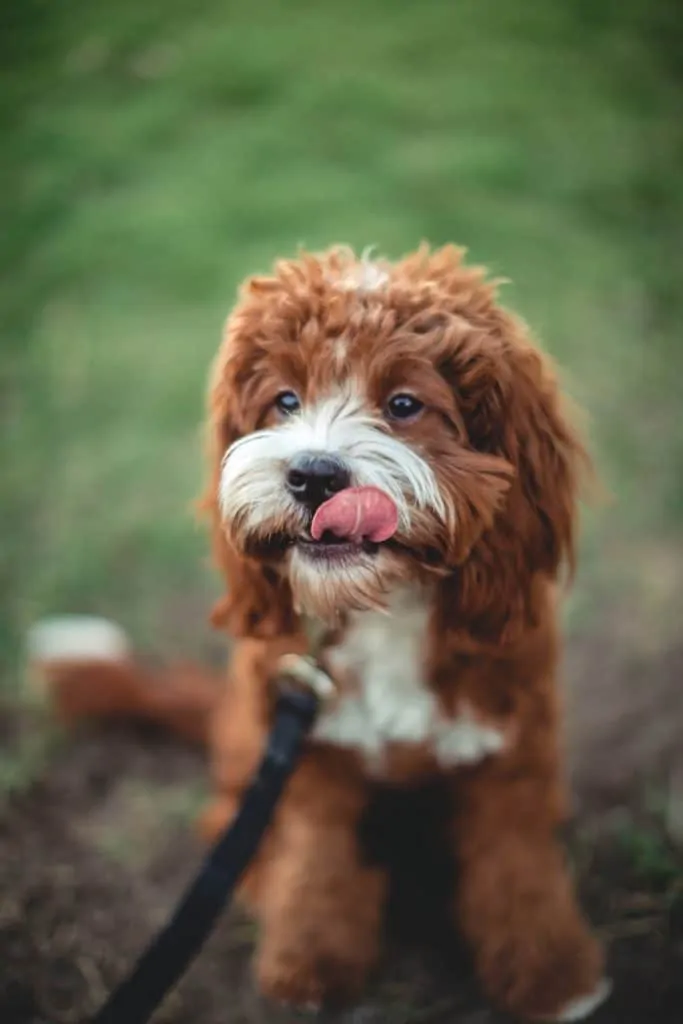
(2, 0, 682, 689)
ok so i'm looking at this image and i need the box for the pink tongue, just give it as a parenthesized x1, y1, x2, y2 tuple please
(311, 486, 398, 544)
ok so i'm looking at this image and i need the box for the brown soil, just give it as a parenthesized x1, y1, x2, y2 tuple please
(0, 711, 682, 1024)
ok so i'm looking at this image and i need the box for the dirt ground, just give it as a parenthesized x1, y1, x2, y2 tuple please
(0, 706, 682, 1024)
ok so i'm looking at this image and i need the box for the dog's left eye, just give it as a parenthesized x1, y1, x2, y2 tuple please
(385, 393, 424, 421)
(275, 391, 301, 416)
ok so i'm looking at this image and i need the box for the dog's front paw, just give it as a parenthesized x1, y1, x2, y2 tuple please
(481, 928, 609, 1022)
(255, 943, 368, 1012)
(540, 978, 612, 1022)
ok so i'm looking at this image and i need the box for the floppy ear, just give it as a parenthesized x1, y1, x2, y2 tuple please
(438, 311, 590, 643)
(200, 327, 298, 639)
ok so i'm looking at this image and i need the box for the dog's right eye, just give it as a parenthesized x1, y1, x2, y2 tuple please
(275, 391, 301, 416)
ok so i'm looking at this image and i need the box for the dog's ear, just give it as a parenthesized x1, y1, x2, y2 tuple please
(200, 323, 298, 638)
(207, 527, 298, 638)
(438, 309, 590, 643)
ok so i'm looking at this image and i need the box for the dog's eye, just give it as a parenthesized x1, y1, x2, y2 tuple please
(275, 391, 301, 416)
(385, 393, 424, 421)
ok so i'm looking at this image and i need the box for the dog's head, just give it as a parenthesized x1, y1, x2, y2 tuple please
(204, 246, 587, 640)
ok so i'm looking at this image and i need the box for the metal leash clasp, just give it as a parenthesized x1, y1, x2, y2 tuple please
(276, 653, 336, 702)
(273, 653, 335, 729)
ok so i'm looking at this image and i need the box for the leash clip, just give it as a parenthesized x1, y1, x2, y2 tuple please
(276, 653, 335, 699)
(274, 653, 335, 728)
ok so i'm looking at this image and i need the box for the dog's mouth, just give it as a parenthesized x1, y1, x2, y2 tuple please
(300, 486, 397, 563)
(296, 530, 381, 562)
(245, 529, 384, 563)
(246, 531, 445, 573)
(246, 486, 399, 564)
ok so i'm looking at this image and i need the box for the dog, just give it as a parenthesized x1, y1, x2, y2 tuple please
(30, 245, 611, 1021)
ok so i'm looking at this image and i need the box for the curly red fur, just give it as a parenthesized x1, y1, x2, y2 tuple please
(40, 245, 607, 1022)
(203, 245, 588, 641)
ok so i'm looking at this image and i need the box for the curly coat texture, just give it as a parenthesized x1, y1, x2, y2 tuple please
(36, 246, 608, 1021)
(205, 246, 583, 642)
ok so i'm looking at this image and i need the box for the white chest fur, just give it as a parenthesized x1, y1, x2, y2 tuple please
(312, 587, 505, 770)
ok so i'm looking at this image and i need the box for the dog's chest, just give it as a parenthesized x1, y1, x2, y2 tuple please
(312, 588, 505, 771)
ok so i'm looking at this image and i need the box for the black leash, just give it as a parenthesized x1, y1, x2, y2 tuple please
(91, 684, 320, 1024)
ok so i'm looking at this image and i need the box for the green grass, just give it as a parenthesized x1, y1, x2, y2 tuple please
(3, 0, 683, 686)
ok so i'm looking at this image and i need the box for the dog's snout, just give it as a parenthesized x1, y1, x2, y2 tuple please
(286, 453, 350, 508)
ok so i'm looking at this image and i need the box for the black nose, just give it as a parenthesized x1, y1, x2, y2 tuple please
(286, 453, 350, 508)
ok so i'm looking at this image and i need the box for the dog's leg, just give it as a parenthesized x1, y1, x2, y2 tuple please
(452, 761, 610, 1022)
(249, 752, 386, 1010)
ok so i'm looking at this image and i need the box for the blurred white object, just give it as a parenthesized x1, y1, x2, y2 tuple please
(26, 616, 130, 665)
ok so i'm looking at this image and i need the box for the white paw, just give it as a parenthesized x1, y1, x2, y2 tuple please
(552, 977, 612, 1021)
